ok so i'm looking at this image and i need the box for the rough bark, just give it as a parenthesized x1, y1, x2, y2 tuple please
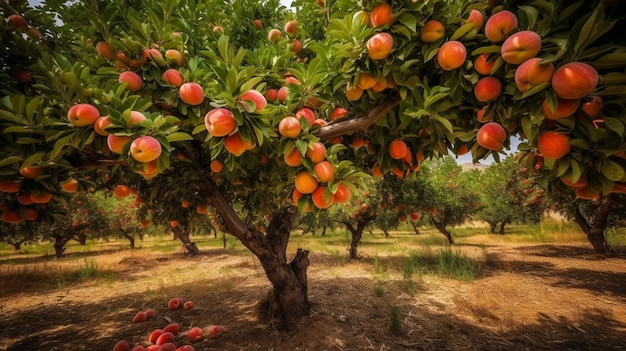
(499, 221, 507, 235)
(487, 221, 497, 234)
(432, 220, 455, 244)
(52, 233, 71, 258)
(339, 213, 376, 259)
(573, 197, 613, 255)
(75, 233, 87, 245)
(172, 225, 200, 255)
(123, 232, 135, 249)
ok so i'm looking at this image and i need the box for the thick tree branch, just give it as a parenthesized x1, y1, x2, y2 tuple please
(199, 178, 252, 240)
(317, 92, 402, 141)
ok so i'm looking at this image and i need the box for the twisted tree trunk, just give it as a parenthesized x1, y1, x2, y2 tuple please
(123, 231, 135, 249)
(573, 197, 613, 255)
(431, 219, 455, 244)
(172, 225, 200, 255)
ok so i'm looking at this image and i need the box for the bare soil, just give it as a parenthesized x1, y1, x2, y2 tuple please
(1, 236, 625, 351)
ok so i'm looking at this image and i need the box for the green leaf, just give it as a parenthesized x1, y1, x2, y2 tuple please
(603, 117, 624, 136)
(593, 52, 626, 69)
(166, 132, 193, 142)
(471, 46, 501, 56)
(518, 6, 538, 30)
(450, 23, 476, 41)
(602, 72, 626, 85)
(602, 159, 625, 181)
(558, 1, 584, 23)
(192, 124, 207, 135)
(574, 7, 598, 55)
(0, 156, 22, 167)
(21, 151, 45, 168)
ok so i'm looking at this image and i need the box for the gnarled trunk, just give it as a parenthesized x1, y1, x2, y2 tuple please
(499, 221, 508, 235)
(410, 222, 420, 234)
(172, 225, 200, 255)
(75, 233, 87, 245)
(432, 219, 455, 244)
(487, 220, 497, 234)
(52, 233, 72, 258)
(573, 197, 613, 255)
(339, 212, 376, 260)
(123, 232, 135, 249)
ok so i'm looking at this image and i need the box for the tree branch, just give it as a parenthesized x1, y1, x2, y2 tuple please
(316, 92, 402, 141)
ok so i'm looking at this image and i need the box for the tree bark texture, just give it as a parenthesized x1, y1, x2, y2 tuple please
(573, 197, 613, 255)
(172, 225, 200, 255)
(432, 220, 455, 244)
(123, 232, 135, 249)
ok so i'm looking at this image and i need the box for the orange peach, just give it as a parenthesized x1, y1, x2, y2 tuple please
(437, 41, 466, 71)
(501, 31, 542, 64)
(514, 57, 555, 92)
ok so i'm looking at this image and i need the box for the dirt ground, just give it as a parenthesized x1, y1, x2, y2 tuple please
(1, 236, 625, 351)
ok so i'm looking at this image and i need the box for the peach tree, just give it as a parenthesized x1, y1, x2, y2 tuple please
(2, 0, 626, 329)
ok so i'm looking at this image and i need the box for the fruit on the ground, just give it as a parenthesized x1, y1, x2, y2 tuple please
(295, 171, 318, 194)
(514, 57, 555, 92)
(467, 10, 484, 30)
(130, 136, 162, 163)
(188, 327, 204, 342)
(367, 32, 393, 60)
(239, 89, 267, 113)
(179, 82, 205, 105)
(156, 332, 175, 345)
(541, 98, 580, 120)
(20, 166, 41, 179)
(223, 133, 247, 156)
(420, 20, 445, 42)
(144, 309, 155, 318)
(175, 346, 195, 351)
(168, 297, 182, 310)
(537, 131, 571, 159)
(61, 178, 79, 193)
(149, 329, 164, 344)
(107, 134, 132, 154)
(207, 325, 226, 339)
(484, 10, 518, 42)
(204, 108, 237, 137)
(183, 301, 194, 310)
(159, 343, 176, 351)
(333, 183, 352, 203)
(114, 185, 131, 198)
(279, 116, 301, 138)
(119, 71, 142, 91)
(268, 29, 282, 43)
(476, 122, 507, 150)
(551, 62, 599, 99)
(94, 116, 112, 136)
(306, 142, 326, 163)
(474, 53, 496, 75)
(389, 139, 408, 159)
(161, 69, 184, 87)
(370, 3, 394, 27)
(314, 161, 335, 183)
(474, 76, 502, 102)
(437, 41, 466, 71)
(113, 340, 130, 351)
(132, 311, 148, 323)
(500, 31, 542, 64)
(131, 346, 146, 351)
(67, 103, 100, 127)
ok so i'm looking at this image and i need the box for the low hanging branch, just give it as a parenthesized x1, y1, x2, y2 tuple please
(316, 92, 402, 141)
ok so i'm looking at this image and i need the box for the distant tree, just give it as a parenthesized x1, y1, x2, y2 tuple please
(0, 221, 40, 250)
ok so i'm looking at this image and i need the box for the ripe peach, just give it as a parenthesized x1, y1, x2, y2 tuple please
(94, 116, 112, 136)
(345, 85, 364, 101)
(119, 71, 142, 91)
(113, 185, 131, 198)
(581, 96, 603, 118)
(130, 136, 162, 163)
(333, 183, 352, 203)
(306, 142, 326, 163)
(107, 134, 132, 154)
(474, 77, 502, 102)
(128, 111, 147, 126)
(183, 301, 194, 310)
(367, 32, 394, 60)
(131, 346, 146, 351)
(476, 122, 506, 150)
(467, 10, 484, 30)
(188, 327, 204, 342)
(13, 70, 33, 84)
(537, 131, 571, 159)
(330, 107, 349, 121)
(142, 48, 163, 64)
(265, 88, 278, 102)
(179, 82, 205, 105)
(223, 133, 247, 156)
(2, 211, 23, 224)
(161, 69, 184, 87)
(253, 19, 263, 29)
(284, 20, 298, 35)
(165, 49, 183, 66)
(514, 57, 555, 92)
(314, 161, 335, 183)
(268, 29, 283, 43)
(484, 10, 518, 42)
(420, 20, 445, 43)
(551, 62, 599, 99)
(113, 340, 130, 351)
(207, 325, 226, 339)
(149, 329, 164, 344)
(145, 346, 160, 351)
(204, 108, 237, 137)
(501, 31, 542, 64)
(296, 108, 316, 125)
(30, 192, 52, 204)
(437, 41, 466, 71)
(210, 160, 223, 173)
(541, 98, 580, 120)
(284, 149, 303, 167)
(96, 41, 117, 61)
(61, 178, 79, 193)
(196, 204, 207, 214)
(561, 172, 588, 189)
(175, 346, 195, 351)
(311, 186, 333, 209)
(279, 116, 302, 138)
(0, 180, 22, 193)
(389, 139, 408, 159)
(291, 39, 303, 54)
(159, 343, 176, 351)
(277, 86, 289, 102)
(239, 89, 267, 113)
(285, 76, 300, 86)
(19, 166, 41, 179)
(132, 311, 148, 323)
(370, 3, 394, 27)
(156, 332, 176, 345)
(474, 53, 496, 75)
(68, 103, 100, 127)
(168, 297, 182, 310)
(295, 171, 319, 194)
(575, 186, 600, 200)
(17, 192, 34, 205)
(7, 14, 29, 31)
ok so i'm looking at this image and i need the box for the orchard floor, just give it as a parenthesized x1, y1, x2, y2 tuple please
(1, 231, 625, 351)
